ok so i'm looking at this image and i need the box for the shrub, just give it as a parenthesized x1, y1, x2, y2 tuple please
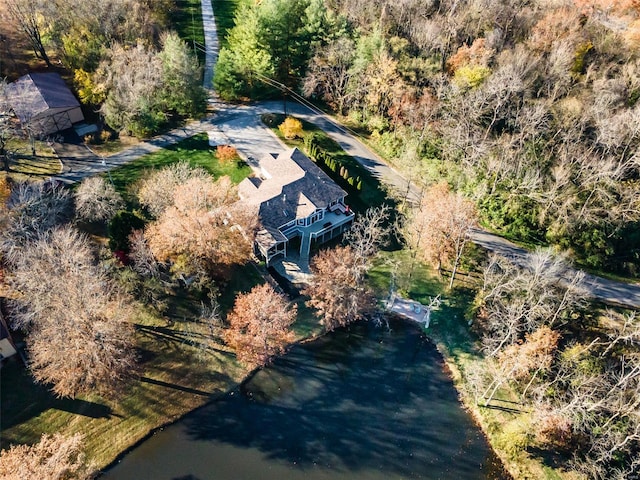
(453, 65, 491, 89)
(217, 144, 239, 163)
(100, 129, 112, 143)
(278, 117, 303, 139)
(108, 210, 146, 252)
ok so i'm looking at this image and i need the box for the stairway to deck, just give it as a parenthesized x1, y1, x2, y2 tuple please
(299, 233, 311, 261)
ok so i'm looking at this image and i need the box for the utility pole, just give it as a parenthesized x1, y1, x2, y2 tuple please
(283, 90, 287, 116)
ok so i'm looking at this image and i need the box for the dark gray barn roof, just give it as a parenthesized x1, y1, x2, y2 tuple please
(7, 72, 80, 123)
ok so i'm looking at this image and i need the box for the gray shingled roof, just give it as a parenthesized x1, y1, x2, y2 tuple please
(7, 73, 80, 123)
(239, 148, 347, 232)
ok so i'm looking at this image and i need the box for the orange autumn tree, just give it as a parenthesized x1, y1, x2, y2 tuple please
(224, 283, 297, 367)
(303, 245, 376, 332)
(145, 174, 257, 281)
(404, 182, 477, 288)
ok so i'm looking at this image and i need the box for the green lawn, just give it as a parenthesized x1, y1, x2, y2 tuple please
(2, 139, 61, 181)
(264, 114, 394, 213)
(107, 133, 252, 197)
(171, 0, 206, 65)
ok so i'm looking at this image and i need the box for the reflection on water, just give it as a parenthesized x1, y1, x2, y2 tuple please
(102, 319, 508, 480)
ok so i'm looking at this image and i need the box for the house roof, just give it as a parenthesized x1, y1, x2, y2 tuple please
(239, 148, 346, 232)
(6, 73, 80, 123)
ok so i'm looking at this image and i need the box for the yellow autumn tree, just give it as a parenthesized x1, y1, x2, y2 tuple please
(278, 116, 303, 139)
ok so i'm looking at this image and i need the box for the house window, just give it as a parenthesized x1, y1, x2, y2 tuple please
(307, 211, 322, 225)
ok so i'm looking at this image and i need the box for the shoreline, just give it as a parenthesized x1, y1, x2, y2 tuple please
(97, 317, 512, 479)
(97, 328, 327, 476)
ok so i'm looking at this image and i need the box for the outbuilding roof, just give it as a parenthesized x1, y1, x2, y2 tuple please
(6, 72, 81, 123)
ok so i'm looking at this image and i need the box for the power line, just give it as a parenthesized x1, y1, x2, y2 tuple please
(252, 72, 367, 142)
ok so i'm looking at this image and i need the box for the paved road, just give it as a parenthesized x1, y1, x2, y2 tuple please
(471, 229, 640, 309)
(48, 0, 640, 310)
(201, 0, 218, 90)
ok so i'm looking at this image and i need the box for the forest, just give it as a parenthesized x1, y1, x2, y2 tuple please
(2, 0, 206, 138)
(215, 0, 640, 277)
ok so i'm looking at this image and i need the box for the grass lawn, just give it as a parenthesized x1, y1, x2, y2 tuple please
(0, 286, 250, 471)
(171, 0, 206, 65)
(263, 114, 394, 214)
(107, 133, 252, 197)
(2, 139, 61, 181)
(0, 260, 323, 473)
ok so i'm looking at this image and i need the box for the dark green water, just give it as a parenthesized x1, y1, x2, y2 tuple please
(102, 319, 507, 480)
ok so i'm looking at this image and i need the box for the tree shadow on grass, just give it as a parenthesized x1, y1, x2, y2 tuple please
(53, 397, 118, 419)
(140, 377, 212, 397)
(0, 360, 117, 435)
(135, 324, 233, 357)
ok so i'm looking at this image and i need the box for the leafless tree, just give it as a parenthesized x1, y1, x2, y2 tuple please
(128, 229, 160, 279)
(303, 38, 356, 115)
(480, 325, 560, 405)
(74, 176, 124, 222)
(6, 0, 52, 67)
(0, 181, 72, 264)
(0, 433, 90, 480)
(535, 334, 640, 479)
(8, 226, 137, 398)
(136, 162, 210, 218)
(344, 204, 391, 282)
(476, 249, 586, 358)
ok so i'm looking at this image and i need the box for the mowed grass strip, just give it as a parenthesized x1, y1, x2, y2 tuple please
(3, 139, 62, 181)
(0, 303, 249, 471)
(172, 0, 206, 64)
(107, 133, 252, 196)
(213, 0, 245, 48)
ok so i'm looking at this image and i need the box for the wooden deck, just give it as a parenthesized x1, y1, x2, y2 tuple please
(385, 294, 439, 328)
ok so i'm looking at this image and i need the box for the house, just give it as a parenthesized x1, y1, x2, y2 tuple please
(6, 72, 84, 137)
(239, 148, 355, 266)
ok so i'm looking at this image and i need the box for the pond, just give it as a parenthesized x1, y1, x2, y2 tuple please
(102, 319, 507, 480)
